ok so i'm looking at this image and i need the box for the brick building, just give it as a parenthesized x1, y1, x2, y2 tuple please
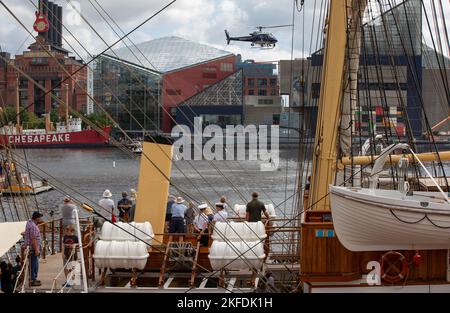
(0, 0, 88, 118)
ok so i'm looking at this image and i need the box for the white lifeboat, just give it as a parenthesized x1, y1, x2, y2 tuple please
(93, 240, 149, 270)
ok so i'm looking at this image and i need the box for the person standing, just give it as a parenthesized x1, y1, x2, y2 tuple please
(245, 192, 269, 222)
(129, 189, 137, 222)
(193, 204, 210, 246)
(117, 192, 133, 222)
(60, 196, 77, 227)
(213, 203, 228, 223)
(170, 197, 187, 233)
(99, 189, 116, 223)
(184, 202, 196, 234)
(219, 196, 229, 211)
(24, 211, 43, 287)
(62, 225, 79, 287)
(165, 195, 175, 232)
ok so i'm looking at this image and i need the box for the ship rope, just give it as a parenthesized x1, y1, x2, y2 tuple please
(385, 0, 449, 191)
(389, 209, 450, 229)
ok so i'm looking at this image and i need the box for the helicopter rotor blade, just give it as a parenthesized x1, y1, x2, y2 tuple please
(257, 24, 293, 30)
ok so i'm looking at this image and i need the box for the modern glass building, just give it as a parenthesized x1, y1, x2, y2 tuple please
(93, 36, 236, 134)
(93, 55, 161, 134)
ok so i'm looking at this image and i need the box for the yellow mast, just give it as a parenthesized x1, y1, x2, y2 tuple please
(308, 1, 348, 211)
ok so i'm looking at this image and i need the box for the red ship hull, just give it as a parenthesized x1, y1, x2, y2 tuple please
(0, 126, 111, 148)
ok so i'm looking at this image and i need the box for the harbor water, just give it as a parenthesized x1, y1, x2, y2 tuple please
(0, 147, 301, 222)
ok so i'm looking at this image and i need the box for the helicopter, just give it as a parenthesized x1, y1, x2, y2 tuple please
(224, 25, 292, 48)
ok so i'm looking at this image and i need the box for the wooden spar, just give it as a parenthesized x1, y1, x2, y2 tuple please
(431, 116, 450, 132)
(308, 1, 350, 211)
(341, 151, 450, 166)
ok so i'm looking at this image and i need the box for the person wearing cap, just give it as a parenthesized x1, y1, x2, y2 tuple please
(170, 197, 187, 233)
(99, 189, 116, 223)
(213, 203, 228, 223)
(24, 211, 43, 286)
(60, 196, 77, 227)
(194, 204, 210, 246)
(117, 191, 132, 222)
(246, 192, 269, 222)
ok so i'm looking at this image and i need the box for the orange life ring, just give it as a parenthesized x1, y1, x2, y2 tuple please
(380, 251, 408, 283)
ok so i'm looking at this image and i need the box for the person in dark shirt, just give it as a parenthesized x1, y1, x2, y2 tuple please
(12, 256, 21, 288)
(117, 192, 133, 222)
(246, 192, 269, 222)
(0, 261, 13, 293)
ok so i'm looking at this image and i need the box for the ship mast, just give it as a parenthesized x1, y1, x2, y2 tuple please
(308, 0, 367, 211)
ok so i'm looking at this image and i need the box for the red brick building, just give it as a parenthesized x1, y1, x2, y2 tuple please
(0, 0, 87, 118)
(162, 55, 236, 132)
(0, 37, 87, 117)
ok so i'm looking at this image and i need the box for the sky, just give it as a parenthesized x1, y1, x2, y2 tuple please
(0, 0, 448, 64)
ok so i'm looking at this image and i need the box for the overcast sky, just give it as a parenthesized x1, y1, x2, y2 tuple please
(0, 0, 448, 64)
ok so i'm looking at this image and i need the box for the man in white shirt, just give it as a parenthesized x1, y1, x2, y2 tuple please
(99, 189, 116, 222)
(213, 203, 228, 222)
(193, 203, 209, 246)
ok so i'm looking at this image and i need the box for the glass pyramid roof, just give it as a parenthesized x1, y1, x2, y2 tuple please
(106, 36, 233, 73)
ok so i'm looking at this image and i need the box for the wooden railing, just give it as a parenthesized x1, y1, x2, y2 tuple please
(38, 217, 93, 259)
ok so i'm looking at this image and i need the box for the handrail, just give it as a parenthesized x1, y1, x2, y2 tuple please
(13, 246, 29, 293)
(370, 143, 450, 205)
(50, 246, 76, 293)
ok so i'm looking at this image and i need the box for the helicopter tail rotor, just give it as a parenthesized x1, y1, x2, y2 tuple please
(224, 30, 231, 44)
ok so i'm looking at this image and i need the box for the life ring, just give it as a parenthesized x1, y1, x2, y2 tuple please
(380, 251, 408, 283)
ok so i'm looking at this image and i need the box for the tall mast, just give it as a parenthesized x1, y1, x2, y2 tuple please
(308, 0, 367, 211)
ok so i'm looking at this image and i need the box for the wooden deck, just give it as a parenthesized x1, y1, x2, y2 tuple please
(24, 253, 76, 293)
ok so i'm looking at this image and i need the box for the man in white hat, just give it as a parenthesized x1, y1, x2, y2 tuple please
(170, 197, 187, 233)
(99, 189, 116, 223)
(193, 203, 210, 246)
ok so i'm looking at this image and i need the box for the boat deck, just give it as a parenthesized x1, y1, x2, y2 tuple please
(23, 253, 79, 293)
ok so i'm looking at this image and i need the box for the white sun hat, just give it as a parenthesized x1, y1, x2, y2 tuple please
(103, 189, 113, 198)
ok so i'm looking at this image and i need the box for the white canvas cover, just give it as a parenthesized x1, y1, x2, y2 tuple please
(0, 221, 26, 257)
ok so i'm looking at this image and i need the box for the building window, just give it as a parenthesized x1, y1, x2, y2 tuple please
(258, 99, 274, 105)
(166, 89, 182, 95)
(270, 78, 277, 86)
(257, 78, 267, 86)
(258, 89, 267, 96)
(200, 114, 241, 127)
(248, 89, 254, 95)
(220, 63, 233, 72)
(247, 78, 255, 87)
(270, 89, 277, 96)
(273, 114, 280, 125)
(202, 67, 217, 79)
